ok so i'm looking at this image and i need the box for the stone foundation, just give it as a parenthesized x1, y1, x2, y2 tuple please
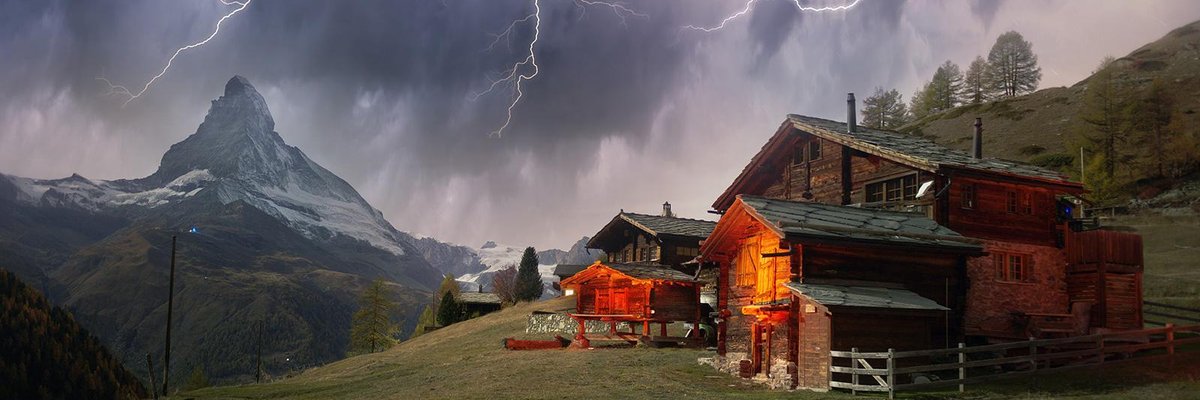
(526, 312, 630, 334)
(700, 353, 796, 390)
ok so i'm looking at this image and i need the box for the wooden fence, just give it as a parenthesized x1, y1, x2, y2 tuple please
(829, 323, 1200, 399)
(1144, 301, 1200, 326)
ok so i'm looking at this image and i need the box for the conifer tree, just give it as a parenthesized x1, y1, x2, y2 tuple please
(349, 279, 397, 354)
(436, 292, 462, 327)
(409, 304, 436, 339)
(1131, 78, 1173, 178)
(861, 87, 908, 129)
(928, 60, 965, 111)
(963, 56, 988, 104)
(1075, 57, 1135, 204)
(515, 247, 543, 302)
(986, 31, 1042, 97)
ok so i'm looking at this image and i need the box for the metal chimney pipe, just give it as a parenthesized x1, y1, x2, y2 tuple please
(847, 93, 857, 133)
(972, 118, 983, 159)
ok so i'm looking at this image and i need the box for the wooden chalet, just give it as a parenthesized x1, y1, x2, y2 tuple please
(697, 95, 1145, 390)
(708, 99, 1144, 342)
(586, 204, 717, 304)
(458, 292, 503, 317)
(700, 195, 983, 389)
(559, 261, 701, 347)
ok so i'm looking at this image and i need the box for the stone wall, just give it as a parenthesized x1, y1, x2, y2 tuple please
(699, 353, 796, 390)
(963, 239, 1070, 338)
(526, 312, 629, 334)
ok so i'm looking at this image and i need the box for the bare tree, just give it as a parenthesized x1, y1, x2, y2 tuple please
(491, 265, 519, 305)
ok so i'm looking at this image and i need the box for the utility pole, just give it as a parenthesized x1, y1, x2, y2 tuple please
(256, 322, 264, 383)
(162, 235, 177, 396)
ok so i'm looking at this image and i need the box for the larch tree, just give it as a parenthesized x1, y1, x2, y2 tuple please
(349, 278, 397, 354)
(908, 83, 934, 121)
(962, 56, 988, 104)
(515, 247, 543, 302)
(861, 87, 909, 129)
(408, 304, 436, 340)
(1131, 78, 1173, 178)
(986, 31, 1042, 98)
(927, 60, 965, 111)
(1076, 57, 1134, 204)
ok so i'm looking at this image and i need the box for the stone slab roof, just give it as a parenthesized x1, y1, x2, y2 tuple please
(604, 262, 696, 282)
(458, 292, 502, 304)
(788, 114, 1073, 183)
(619, 212, 716, 239)
(739, 195, 982, 251)
(784, 282, 949, 311)
(552, 264, 588, 278)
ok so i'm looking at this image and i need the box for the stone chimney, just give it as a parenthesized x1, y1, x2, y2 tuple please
(972, 118, 983, 159)
(662, 202, 674, 217)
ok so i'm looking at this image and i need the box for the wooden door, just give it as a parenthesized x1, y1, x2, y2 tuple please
(596, 289, 610, 314)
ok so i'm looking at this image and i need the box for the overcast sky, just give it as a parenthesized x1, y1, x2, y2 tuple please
(1, 0, 1197, 250)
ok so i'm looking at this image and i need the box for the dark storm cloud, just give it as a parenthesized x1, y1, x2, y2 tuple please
(969, 0, 1006, 29)
(3, 0, 1198, 249)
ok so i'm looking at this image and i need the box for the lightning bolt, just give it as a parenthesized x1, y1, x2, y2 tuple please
(98, 0, 252, 107)
(473, 0, 646, 138)
(683, 0, 860, 32)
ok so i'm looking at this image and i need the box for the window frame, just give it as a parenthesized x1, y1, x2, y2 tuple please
(994, 252, 1033, 283)
(961, 184, 976, 209)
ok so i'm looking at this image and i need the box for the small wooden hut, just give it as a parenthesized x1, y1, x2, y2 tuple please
(559, 261, 701, 347)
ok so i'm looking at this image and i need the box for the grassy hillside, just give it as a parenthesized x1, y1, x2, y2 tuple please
(900, 20, 1200, 175)
(185, 280, 1200, 400)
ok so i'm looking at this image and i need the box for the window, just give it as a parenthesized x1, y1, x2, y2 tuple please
(961, 184, 976, 209)
(865, 175, 918, 203)
(676, 247, 699, 257)
(994, 252, 1032, 282)
(1006, 190, 1034, 214)
(793, 140, 823, 164)
(808, 140, 822, 161)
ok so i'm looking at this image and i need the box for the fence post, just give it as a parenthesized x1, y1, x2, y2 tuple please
(851, 347, 859, 396)
(1028, 337, 1037, 372)
(958, 342, 965, 393)
(1167, 323, 1176, 356)
(886, 348, 895, 400)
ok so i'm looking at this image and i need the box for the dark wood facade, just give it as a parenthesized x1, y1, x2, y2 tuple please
(701, 196, 981, 390)
(710, 115, 1144, 341)
(559, 261, 702, 347)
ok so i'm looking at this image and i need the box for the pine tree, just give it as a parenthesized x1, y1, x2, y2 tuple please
(986, 31, 1042, 97)
(515, 247, 543, 302)
(436, 292, 462, 327)
(927, 60, 965, 111)
(962, 56, 988, 105)
(348, 279, 396, 354)
(860, 87, 908, 129)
